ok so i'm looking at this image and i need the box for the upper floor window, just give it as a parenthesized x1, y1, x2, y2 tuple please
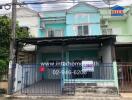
(47, 29, 63, 37)
(77, 25, 89, 36)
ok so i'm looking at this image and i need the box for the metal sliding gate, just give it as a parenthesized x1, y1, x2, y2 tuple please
(21, 64, 62, 95)
(118, 63, 132, 92)
(20, 64, 75, 95)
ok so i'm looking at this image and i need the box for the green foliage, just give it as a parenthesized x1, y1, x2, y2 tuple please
(17, 26, 29, 38)
(0, 16, 29, 69)
(0, 60, 6, 70)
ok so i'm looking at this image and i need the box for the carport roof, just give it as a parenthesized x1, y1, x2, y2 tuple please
(16, 35, 116, 46)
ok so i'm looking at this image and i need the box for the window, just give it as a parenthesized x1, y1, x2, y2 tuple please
(77, 25, 89, 36)
(47, 29, 63, 37)
(48, 30, 54, 37)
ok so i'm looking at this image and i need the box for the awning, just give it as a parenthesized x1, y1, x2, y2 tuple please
(16, 35, 116, 46)
(115, 42, 132, 47)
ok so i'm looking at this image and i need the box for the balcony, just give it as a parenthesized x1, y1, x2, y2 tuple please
(102, 28, 112, 35)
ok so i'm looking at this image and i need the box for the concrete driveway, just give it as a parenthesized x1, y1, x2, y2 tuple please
(15, 79, 61, 96)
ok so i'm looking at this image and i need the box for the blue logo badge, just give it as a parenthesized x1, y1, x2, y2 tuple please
(111, 5, 124, 16)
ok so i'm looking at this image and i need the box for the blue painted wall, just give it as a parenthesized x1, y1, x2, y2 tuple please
(66, 3, 101, 36)
(68, 3, 98, 13)
(39, 2, 101, 37)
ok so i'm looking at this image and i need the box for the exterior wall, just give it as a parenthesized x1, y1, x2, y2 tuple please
(1, 7, 40, 37)
(69, 50, 98, 61)
(109, 21, 127, 35)
(99, 45, 113, 63)
(100, 6, 132, 43)
(66, 13, 101, 36)
(109, 20, 132, 43)
(39, 11, 66, 37)
(66, 4, 101, 36)
(16, 8, 40, 37)
(39, 3, 101, 37)
(68, 3, 97, 13)
(127, 14, 132, 35)
(43, 11, 66, 18)
(37, 46, 63, 63)
(17, 17, 40, 37)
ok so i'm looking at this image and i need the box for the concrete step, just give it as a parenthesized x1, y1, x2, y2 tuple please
(75, 86, 118, 95)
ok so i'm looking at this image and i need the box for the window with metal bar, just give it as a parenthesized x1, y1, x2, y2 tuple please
(47, 29, 63, 37)
(77, 25, 89, 36)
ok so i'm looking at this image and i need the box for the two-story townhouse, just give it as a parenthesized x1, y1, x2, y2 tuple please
(13, 2, 118, 95)
(100, 5, 132, 92)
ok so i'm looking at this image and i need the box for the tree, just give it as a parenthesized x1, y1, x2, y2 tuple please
(0, 16, 29, 68)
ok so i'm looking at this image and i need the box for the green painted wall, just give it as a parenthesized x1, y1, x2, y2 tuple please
(100, 6, 132, 42)
(127, 14, 132, 35)
(109, 20, 127, 35)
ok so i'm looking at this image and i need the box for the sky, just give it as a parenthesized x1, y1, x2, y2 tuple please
(0, 0, 132, 11)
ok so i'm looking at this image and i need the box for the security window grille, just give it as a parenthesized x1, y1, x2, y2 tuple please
(47, 29, 63, 37)
(77, 25, 89, 36)
(48, 30, 54, 37)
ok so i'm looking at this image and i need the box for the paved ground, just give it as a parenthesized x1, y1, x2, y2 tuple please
(15, 80, 61, 96)
(1, 93, 132, 100)
(0, 96, 132, 100)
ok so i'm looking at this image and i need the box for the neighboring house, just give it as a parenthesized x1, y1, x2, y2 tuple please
(13, 2, 118, 95)
(15, 7, 40, 37)
(100, 5, 132, 62)
(0, 7, 40, 37)
(7, 7, 40, 65)
(0, 5, 40, 37)
(100, 5, 132, 92)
